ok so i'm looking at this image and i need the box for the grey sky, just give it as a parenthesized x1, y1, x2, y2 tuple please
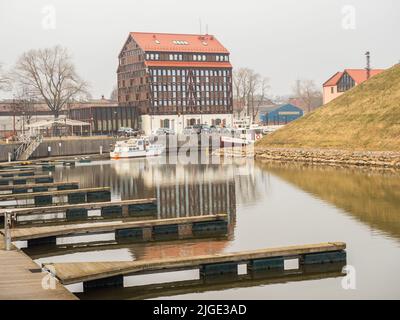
(0, 0, 399, 99)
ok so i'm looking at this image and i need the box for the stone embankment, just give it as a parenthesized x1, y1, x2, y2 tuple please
(216, 147, 400, 168)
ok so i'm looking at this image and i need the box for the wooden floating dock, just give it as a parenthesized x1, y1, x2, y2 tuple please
(0, 198, 157, 216)
(43, 242, 346, 287)
(0, 174, 52, 185)
(4, 214, 228, 242)
(0, 187, 111, 208)
(0, 181, 79, 192)
(0, 235, 76, 300)
(0, 167, 37, 173)
(0, 170, 36, 177)
(79, 262, 345, 300)
(0, 187, 109, 202)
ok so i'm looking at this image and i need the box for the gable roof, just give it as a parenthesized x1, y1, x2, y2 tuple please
(344, 69, 385, 84)
(130, 32, 229, 54)
(323, 72, 343, 87)
(323, 69, 385, 87)
(259, 104, 303, 114)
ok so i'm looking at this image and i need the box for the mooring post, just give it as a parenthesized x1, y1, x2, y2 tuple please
(8, 152, 12, 163)
(4, 210, 12, 251)
(99, 146, 103, 155)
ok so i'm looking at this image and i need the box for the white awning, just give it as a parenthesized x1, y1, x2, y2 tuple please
(26, 118, 90, 129)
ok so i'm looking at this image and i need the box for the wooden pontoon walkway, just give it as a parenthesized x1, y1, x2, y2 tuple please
(0, 170, 36, 177)
(0, 181, 79, 192)
(4, 214, 227, 241)
(0, 187, 110, 202)
(0, 174, 50, 183)
(0, 235, 76, 300)
(79, 263, 345, 300)
(0, 198, 156, 216)
(44, 242, 346, 285)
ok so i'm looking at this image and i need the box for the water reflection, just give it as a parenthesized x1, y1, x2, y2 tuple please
(23, 157, 400, 299)
(257, 161, 400, 240)
(77, 262, 346, 300)
(31, 157, 248, 263)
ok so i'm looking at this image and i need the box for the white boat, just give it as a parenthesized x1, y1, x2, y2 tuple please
(110, 137, 165, 159)
(221, 128, 263, 146)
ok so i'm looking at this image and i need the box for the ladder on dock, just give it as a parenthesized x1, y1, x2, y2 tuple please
(15, 134, 43, 161)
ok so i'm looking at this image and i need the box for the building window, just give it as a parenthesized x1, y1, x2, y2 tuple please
(337, 73, 355, 92)
(331, 87, 335, 94)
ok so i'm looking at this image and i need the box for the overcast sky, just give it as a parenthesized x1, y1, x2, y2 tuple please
(0, 0, 399, 99)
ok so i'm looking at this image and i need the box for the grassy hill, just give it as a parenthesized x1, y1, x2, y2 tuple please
(257, 64, 400, 151)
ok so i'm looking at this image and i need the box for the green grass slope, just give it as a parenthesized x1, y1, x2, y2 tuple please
(257, 64, 400, 151)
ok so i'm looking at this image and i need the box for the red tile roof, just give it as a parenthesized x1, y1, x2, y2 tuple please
(130, 32, 230, 53)
(323, 72, 343, 87)
(323, 69, 385, 87)
(145, 61, 232, 69)
(345, 69, 385, 84)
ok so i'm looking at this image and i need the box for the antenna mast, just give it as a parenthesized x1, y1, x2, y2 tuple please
(365, 51, 371, 80)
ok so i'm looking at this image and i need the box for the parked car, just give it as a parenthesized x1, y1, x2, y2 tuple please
(154, 128, 175, 136)
(183, 126, 197, 135)
(118, 127, 141, 137)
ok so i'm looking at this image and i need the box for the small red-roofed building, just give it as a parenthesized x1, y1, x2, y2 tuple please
(117, 32, 233, 134)
(323, 68, 384, 104)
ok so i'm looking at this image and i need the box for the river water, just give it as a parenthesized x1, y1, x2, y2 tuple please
(24, 157, 400, 299)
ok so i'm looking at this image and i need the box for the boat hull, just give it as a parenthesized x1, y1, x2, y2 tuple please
(110, 149, 163, 159)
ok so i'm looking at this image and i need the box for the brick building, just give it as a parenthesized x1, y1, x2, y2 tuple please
(117, 32, 234, 134)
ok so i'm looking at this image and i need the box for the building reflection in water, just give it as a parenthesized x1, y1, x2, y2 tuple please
(49, 158, 252, 261)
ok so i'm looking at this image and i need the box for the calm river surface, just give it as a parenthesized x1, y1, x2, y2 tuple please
(25, 157, 400, 299)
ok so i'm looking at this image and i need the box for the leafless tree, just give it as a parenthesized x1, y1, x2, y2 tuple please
(13, 46, 89, 119)
(0, 63, 11, 91)
(292, 79, 322, 113)
(233, 67, 270, 122)
(13, 86, 36, 128)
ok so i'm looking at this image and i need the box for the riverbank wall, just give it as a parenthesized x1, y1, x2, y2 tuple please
(217, 146, 400, 169)
(0, 134, 223, 162)
(0, 137, 118, 162)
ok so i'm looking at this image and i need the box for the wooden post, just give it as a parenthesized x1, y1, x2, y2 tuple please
(4, 210, 12, 251)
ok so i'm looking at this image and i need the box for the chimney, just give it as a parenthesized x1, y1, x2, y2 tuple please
(365, 51, 371, 80)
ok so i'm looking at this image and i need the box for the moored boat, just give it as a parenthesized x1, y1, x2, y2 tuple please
(110, 137, 165, 159)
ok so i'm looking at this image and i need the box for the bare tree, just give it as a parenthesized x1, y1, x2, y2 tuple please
(233, 68, 250, 117)
(233, 67, 270, 122)
(292, 79, 322, 113)
(0, 63, 11, 91)
(13, 86, 36, 129)
(13, 46, 89, 119)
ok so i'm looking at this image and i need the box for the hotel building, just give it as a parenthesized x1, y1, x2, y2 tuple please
(117, 32, 234, 134)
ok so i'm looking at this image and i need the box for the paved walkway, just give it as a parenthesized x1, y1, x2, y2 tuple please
(0, 235, 76, 300)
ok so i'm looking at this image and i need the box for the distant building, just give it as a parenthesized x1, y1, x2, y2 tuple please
(323, 69, 384, 104)
(0, 97, 119, 138)
(117, 32, 233, 134)
(259, 104, 303, 125)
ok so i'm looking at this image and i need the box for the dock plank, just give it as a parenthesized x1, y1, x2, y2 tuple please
(0, 181, 79, 192)
(4, 214, 227, 240)
(0, 187, 110, 201)
(0, 198, 156, 216)
(0, 235, 76, 300)
(0, 174, 50, 182)
(44, 242, 346, 285)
